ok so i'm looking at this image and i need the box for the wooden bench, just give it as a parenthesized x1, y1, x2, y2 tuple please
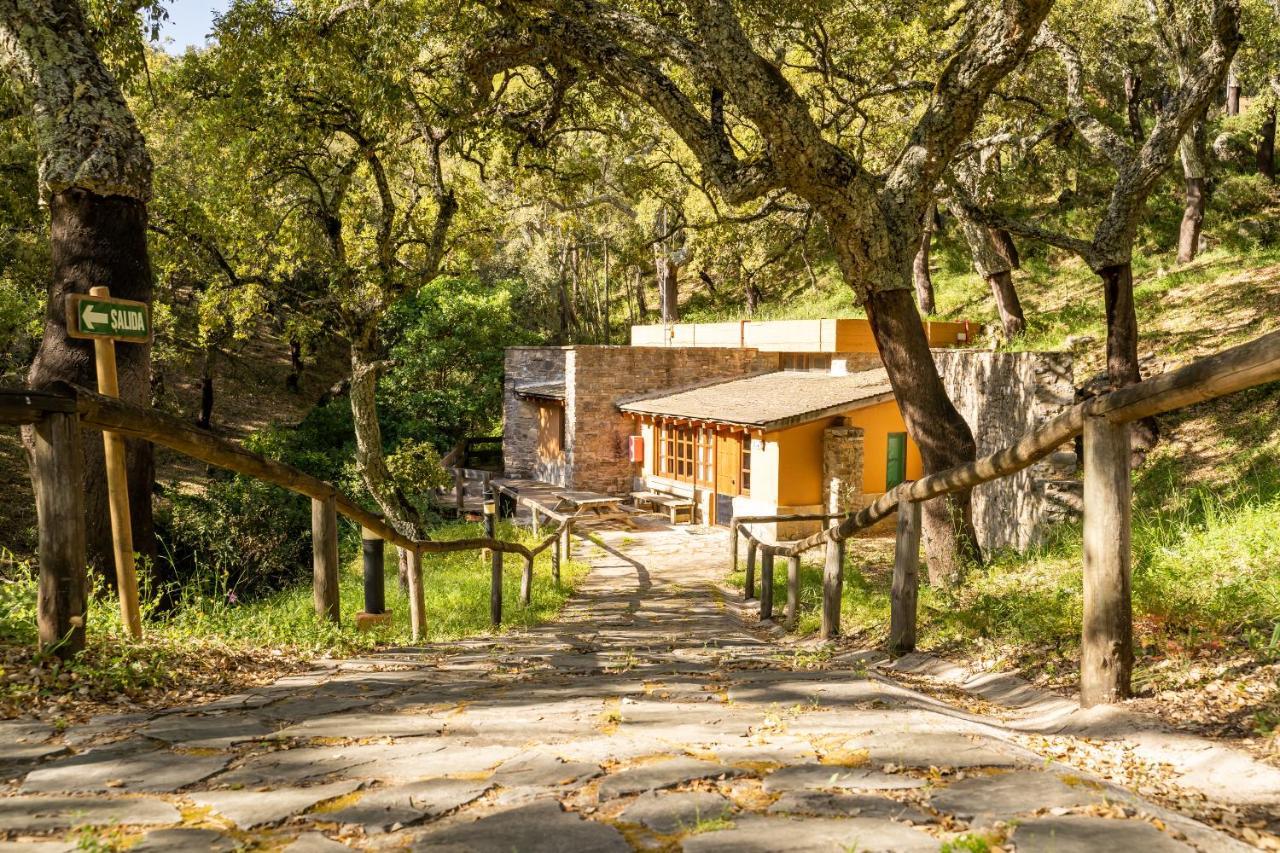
(630, 490, 695, 524)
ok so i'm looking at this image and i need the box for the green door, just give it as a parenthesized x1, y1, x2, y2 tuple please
(886, 432, 908, 489)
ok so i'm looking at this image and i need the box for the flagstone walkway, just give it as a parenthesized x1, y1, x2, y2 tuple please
(0, 522, 1255, 851)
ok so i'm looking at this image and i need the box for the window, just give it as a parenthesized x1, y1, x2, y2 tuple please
(886, 432, 907, 490)
(657, 423, 703, 484)
(696, 430, 714, 485)
(741, 440, 752, 494)
(780, 353, 832, 373)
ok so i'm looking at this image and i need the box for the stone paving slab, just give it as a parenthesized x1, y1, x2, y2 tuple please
(840, 730, 1040, 768)
(131, 828, 238, 852)
(680, 814, 938, 852)
(1011, 815, 1193, 851)
(190, 778, 364, 828)
(597, 757, 745, 799)
(760, 763, 928, 793)
(767, 790, 934, 823)
(284, 832, 354, 851)
(272, 711, 450, 741)
(324, 778, 490, 833)
(927, 768, 1112, 823)
(20, 740, 228, 793)
(617, 790, 733, 834)
(491, 752, 601, 788)
(0, 795, 180, 831)
(140, 712, 277, 749)
(0, 722, 66, 774)
(412, 800, 629, 852)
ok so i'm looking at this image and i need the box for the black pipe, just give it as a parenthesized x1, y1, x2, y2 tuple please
(362, 535, 385, 615)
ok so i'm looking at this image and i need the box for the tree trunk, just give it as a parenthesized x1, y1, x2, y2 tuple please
(1259, 104, 1276, 181)
(990, 228, 1020, 270)
(1124, 70, 1144, 144)
(912, 204, 936, 315)
(1226, 66, 1240, 116)
(960, 216, 1025, 339)
(5, 0, 156, 591)
(349, 321, 422, 539)
(1177, 124, 1208, 264)
(657, 256, 679, 323)
(988, 270, 1027, 338)
(865, 287, 980, 585)
(197, 344, 215, 429)
(634, 267, 648, 320)
(287, 337, 304, 391)
(27, 190, 157, 590)
(1097, 262, 1158, 463)
(745, 281, 760, 317)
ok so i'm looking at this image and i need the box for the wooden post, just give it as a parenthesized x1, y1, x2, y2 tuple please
(562, 519, 573, 562)
(760, 548, 774, 622)
(821, 536, 844, 641)
(312, 495, 340, 623)
(785, 554, 801, 629)
(32, 410, 87, 657)
(490, 550, 503, 627)
(89, 287, 141, 640)
(521, 555, 533, 606)
(729, 521, 739, 574)
(552, 529, 562, 585)
(1081, 416, 1133, 707)
(744, 538, 757, 600)
(889, 498, 922, 653)
(407, 547, 426, 641)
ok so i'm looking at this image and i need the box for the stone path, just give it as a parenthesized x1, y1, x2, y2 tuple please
(0, 521, 1255, 851)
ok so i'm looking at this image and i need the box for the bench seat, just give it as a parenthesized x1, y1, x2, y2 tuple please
(630, 490, 695, 523)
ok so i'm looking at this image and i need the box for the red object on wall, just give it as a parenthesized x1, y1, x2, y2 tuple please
(628, 435, 645, 464)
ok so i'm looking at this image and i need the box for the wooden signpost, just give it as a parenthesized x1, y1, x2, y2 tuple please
(65, 286, 150, 640)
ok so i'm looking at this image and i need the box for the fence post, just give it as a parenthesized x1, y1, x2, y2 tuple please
(483, 482, 501, 626)
(1081, 415, 1133, 707)
(312, 495, 340, 623)
(821, 535, 844, 640)
(521, 555, 533, 606)
(32, 410, 87, 657)
(562, 519, 573, 563)
(744, 538, 758, 600)
(407, 548, 426, 641)
(361, 528, 385, 615)
(729, 521, 739, 574)
(454, 467, 464, 515)
(760, 548, 774, 622)
(889, 498, 922, 653)
(552, 529, 562, 585)
(785, 554, 801, 629)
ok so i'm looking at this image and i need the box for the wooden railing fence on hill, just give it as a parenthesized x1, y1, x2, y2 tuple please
(0, 383, 568, 659)
(731, 329, 1280, 707)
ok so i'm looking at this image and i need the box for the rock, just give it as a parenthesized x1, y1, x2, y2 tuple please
(413, 800, 629, 852)
(928, 769, 1110, 823)
(189, 779, 363, 828)
(140, 713, 276, 749)
(20, 741, 228, 793)
(618, 791, 732, 834)
(0, 795, 180, 831)
(1012, 816, 1193, 852)
(491, 752, 600, 789)
(767, 790, 933, 823)
(598, 758, 744, 799)
(680, 814, 937, 852)
(132, 828, 238, 852)
(761, 764, 927, 793)
(324, 778, 489, 833)
(283, 832, 354, 851)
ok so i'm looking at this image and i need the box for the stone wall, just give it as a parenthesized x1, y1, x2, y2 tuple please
(822, 426, 864, 515)
(503, 345, 776, 494)
(503, 347, 568, 485)
(567, 346, 777, 494)
(933, 349, 1078, 552)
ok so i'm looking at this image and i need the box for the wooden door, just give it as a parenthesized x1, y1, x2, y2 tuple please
(715, 433, 741, 525)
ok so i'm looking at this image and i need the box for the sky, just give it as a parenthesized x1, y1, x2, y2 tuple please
(156, 0, 232, 54)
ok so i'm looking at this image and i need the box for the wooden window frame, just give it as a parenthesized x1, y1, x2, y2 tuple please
(740, 438, 752, 495)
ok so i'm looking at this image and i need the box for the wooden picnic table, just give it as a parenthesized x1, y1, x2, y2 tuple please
(552, 491, 637, 528)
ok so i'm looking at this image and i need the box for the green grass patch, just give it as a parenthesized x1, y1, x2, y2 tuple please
(0, 520, 589, 715)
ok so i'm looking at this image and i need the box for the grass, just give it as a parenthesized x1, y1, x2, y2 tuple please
(0, 520, 589, 718)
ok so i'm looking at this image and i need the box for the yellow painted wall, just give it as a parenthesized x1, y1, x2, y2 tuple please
(841, 400, 923, 493)
(774, 417, 839, 505)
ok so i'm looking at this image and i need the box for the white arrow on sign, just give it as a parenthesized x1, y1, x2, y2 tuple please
(81, 302, 110, 331)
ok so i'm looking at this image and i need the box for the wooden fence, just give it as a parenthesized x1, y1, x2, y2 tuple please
(732, 329, 1280, 707)
(0, 382, 564, 658)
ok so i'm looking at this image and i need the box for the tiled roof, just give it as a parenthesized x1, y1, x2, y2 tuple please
(514, 380, 566, 400)
(618, 369, 895, 430)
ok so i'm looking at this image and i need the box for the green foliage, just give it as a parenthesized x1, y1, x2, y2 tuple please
(385, 439, 451, 508)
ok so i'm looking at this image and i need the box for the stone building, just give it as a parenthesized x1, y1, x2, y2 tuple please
(502, 318, 1078, 550)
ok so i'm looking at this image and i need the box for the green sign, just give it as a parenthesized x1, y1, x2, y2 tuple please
(65, 294, 150, 343)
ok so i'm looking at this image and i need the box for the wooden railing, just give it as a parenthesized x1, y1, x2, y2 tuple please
(0, 383, 562, 658)
(733, 329, 1280, 707)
